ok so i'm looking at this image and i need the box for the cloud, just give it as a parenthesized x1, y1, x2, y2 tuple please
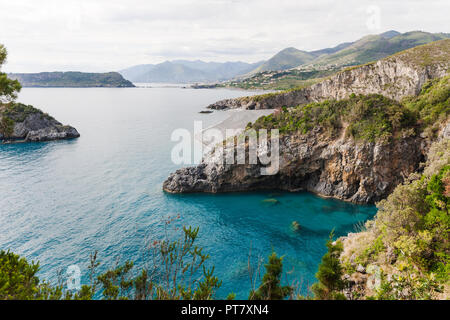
(0, 0, 448, 72)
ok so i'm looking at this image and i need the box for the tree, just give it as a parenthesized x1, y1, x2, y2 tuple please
(0, 223, 223, 300)
(249, 251, 293, 300)
(0, 44, 21, 102)
(311, 232, 346, 300)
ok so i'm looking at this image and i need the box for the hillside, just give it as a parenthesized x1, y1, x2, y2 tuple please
(208, 39, 450, 110)
(307, 31, 450, 69)
(337, 136, 449, 299)
(119, 60, 262, 83)
(8, 72, 135, 88)
(223, 31, 450, 90)
(250, 48, 316, 73)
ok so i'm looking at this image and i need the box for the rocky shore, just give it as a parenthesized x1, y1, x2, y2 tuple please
(0, 103, 80, 143)
(164, 125, 431, 204)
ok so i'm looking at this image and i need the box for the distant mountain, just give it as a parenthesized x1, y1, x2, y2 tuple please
(250, 48, 316, 73)
(246, 30, 450, 75)
(119, 60, 263, 83)
(8, 72, 135, 88)
(306, 31, 450, 69)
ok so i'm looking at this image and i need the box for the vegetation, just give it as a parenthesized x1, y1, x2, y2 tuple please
(0, 44, 21, 102)
(248, 93, 418, 143)
(0, 44, 62, 139)
(249, 252, 293, 300)
(0, 223, 225, 300)
(8, 72, 135, 88)
(403, 75, 450, 132)
(338, 139, 450, 299)
(247, 75, 448, 143)
(311, 233, 347, 300)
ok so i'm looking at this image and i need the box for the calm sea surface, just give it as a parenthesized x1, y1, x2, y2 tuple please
(0, 87, 376, 298)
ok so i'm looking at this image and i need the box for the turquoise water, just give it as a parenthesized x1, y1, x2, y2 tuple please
(0, 87, 376, 299)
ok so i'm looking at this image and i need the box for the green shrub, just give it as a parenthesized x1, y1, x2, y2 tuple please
(249, 251, 293, 300)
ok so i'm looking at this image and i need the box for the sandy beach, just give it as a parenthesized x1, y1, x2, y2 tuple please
(196, 109, 275, 146)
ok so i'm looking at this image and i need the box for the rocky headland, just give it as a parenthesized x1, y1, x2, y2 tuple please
(0, 103, 80, 143)
(164, 40, 450, 205)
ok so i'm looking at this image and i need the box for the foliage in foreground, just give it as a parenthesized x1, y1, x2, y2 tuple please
(338, 139, 450, 299)
(0, 44, 21, 103)
(249, 252, 293, 300)
(311, 233, 347, 300)
(0, 224, 223, 300)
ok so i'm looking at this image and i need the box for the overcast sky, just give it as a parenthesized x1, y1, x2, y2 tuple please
(0, 0, 448, 72)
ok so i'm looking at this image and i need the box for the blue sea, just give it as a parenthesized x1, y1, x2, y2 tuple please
(0, 87, 376, 298)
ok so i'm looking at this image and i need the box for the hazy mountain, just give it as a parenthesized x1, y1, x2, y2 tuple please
(119, 60, 263, 83)
(120, 31, 449, 84)
(8, 72, 135, 87)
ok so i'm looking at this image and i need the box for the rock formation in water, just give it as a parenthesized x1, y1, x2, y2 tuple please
(164, 40, 450, 205)
(0, 103, 80, 143)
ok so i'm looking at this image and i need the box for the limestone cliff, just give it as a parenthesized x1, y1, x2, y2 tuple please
(164, 42, 449, 204)
(208, 39, 450, 110)
(163, 125, 429, 204)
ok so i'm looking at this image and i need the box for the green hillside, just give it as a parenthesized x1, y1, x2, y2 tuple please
(251, 47, 316, 73)
(229, 31, 450, 90)
(307, 31, 450, 68)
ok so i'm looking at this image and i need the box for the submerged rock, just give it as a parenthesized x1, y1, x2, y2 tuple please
(261, 198, 280, 205)
(0, 103, 80, 143)
(291, 221, 301, 232)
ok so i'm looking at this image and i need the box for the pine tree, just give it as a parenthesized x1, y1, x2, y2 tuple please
(249, 251, 293, 300)
(311, 232, 346, 300)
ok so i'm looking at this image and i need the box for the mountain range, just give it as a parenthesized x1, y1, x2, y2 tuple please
(119, 60, 263, 84)
(120, 30, 450, 84)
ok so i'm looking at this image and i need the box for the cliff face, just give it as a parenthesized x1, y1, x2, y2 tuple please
(0, 103, 80, 143)
(163, 126, 429, 204)
(208, 39, 450, 110)
(165, 41, 449, 204)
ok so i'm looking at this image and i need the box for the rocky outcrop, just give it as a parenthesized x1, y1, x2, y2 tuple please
(0, 103, 80, 143)
(163, 126, 429, 204)
(208, 39, 450, 110)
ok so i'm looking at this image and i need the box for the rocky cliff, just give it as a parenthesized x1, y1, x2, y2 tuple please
(164, 125, 430, 204)
(0, 103, 80, 143)
(337, 128, 450, 299)
(208, 39, 450, 110)
(164, 45, 449, 204)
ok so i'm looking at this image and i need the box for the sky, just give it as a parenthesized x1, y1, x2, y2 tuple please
(0, 0, 449, 73)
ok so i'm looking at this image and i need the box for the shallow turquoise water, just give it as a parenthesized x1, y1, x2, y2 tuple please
(0, 87, 376, 298)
